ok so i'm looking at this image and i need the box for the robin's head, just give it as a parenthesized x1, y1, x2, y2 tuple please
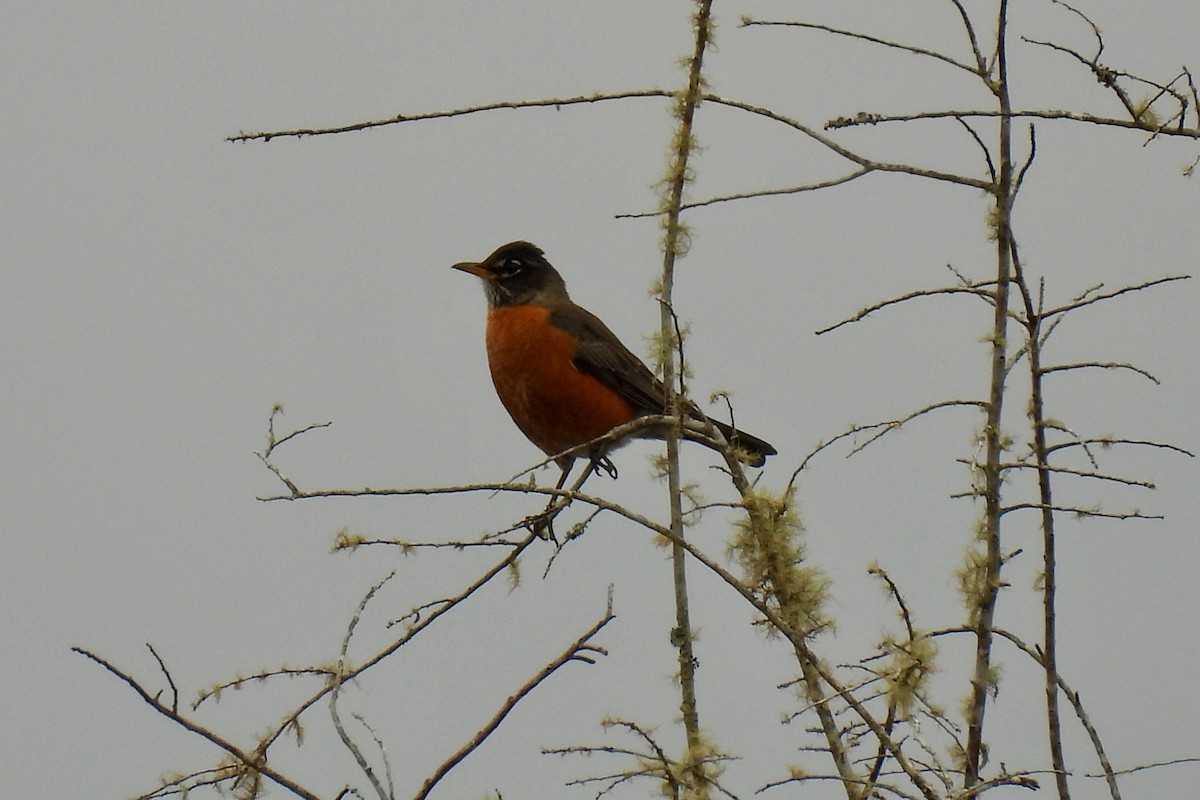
(452, 241, 569, 308)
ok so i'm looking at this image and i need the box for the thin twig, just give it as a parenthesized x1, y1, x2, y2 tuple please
(816, 284, 997, 335)
(264, 409, 333, 459)
(228, 91, 676, 142)
(758, 771, 925, 800)
(869, 566, 916, 642)
(1043, 436, 1194, 460)
(330, 572, 396, 800)
(826, 108, 1200, 138)
(649, 489, 941, 799)
(414, 603, 616, 800)
(999, 503, 1163, 521)
(788, 399, 988, 489)
(195, 666, 334, 709)
(931, 626, 1122, 799)
(700, 94, 993, 191)
(146, 643, 178, 714)
(1013, 123, 1038, 200)
(1010, 234, 1071, 800)
(352, 714, 396, 800)
(251, 531, 541, 760)
(740, 18, 984, 76)
(334, 536, 523, 552)
(947, 0, 988, 74)
(956, 116, 997, 181)
(1038, 361, 1160, 384)
(1090, 757, 1200, 779)
(615, 168, 873, 218)
(999, 462, 1156, 489)
(136, 766, 240, 800)
(1041, 275, 1191, 317)
(551, 719, 683, 799)
(71, 647, 322, 800)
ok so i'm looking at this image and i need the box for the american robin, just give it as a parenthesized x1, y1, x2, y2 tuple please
(452, 241, 776, 489)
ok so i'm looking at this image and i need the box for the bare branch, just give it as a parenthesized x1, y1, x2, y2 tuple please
(251, 531, 542, 760)
(655, 8, 717, 791)
(1186, 67, 1200, 132)
(1024, 3, 1194, 136)
(263, 407, 333, 459)
(71, 647, 322, 800)
(999, 503, 1163, 521)
(331, 572, 397, 800)
(827, 108, 1200, 138)
(258, 450, 302, 497)
(228, 90, 675, 142)
(194, 666, 334, 710)
(1042, 275, 1191, 318)
(496, 413, 749, 488)
(956, 116, 997, 181)
(788, 399, 988, 487)
(701, 94, 993, 190)
(1186, 153, 1200, 178)
(1038, 361, 1160, 384)
(414, 604, 616, 800)
(548, 719, 684, 799)
(229, 85, 1003, 197)
(352, 714, 396, 800)
(137, 766, 241, 799)
(334, 534, 524, 552)
(255, 415, 760, 544)
(759, 771, 926, 800)
(930, 626, 1122, 798)
(1090, 757, 1200, 779)
(1043, 436, 1195, 460)
(961, 772, 1041, 795)
(1000, 461, 1156, 490)
(146, 643, 178, 714)
(642, 493, 940, 800)
(1050, 0, 1104, 60)
(816, 284, 996, 335)
(740, 18, 984, 76)
(615, 169, 873, 218)
(257, 406, 332, 496)
(948, 0, 988, 74)
(868, 566, 916, 642)
(1012, 123, 1037, 200)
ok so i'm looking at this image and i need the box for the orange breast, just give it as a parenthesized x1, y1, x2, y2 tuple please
(485, 305, 637, 461)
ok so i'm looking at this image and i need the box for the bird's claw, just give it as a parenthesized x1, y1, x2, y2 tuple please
(525, 507, 561, 543)
(592, 456, 618, 480)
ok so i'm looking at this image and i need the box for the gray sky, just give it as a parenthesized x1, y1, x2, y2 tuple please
(4, 2, 1198, 798)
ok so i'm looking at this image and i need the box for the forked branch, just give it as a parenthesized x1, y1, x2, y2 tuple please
(71, 647, 321, 800)
(415, 602, 616, 800)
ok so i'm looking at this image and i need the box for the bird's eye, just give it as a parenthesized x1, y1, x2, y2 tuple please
(496, 258, 525, 278)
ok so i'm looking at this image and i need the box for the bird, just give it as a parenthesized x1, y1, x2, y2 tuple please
(452, 241, 776, 495)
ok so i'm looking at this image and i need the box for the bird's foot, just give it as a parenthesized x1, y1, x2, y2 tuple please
(591, 456, 618, 480)
(524, 503, 565, 543)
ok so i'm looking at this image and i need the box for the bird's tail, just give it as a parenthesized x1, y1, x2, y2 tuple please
(701, 418, 776, 468)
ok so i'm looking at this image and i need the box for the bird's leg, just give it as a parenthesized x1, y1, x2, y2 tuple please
(526, 452, 617, 541)
(527, 460, 577, 542)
